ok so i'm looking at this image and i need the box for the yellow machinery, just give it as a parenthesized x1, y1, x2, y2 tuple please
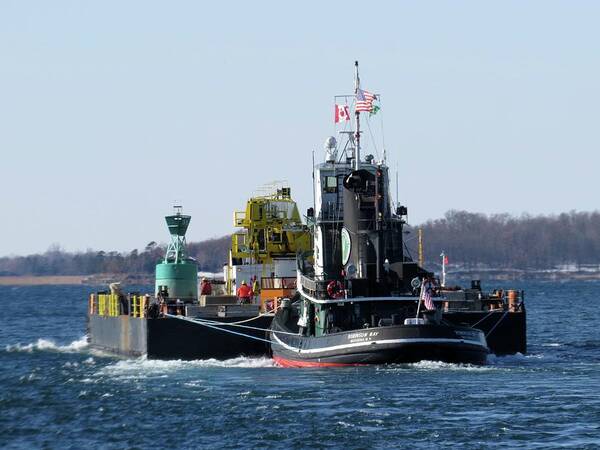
(226, 187, 311, 308)
(231, 187, 310, 264)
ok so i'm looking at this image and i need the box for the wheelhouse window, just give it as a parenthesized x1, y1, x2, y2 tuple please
(324, 176, 338, 193)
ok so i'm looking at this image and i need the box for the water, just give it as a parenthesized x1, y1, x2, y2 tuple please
(1, 281, 599, 449)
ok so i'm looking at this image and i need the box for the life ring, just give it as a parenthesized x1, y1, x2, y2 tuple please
(410, 277, 422, 290)
(327, 280, 344, 299)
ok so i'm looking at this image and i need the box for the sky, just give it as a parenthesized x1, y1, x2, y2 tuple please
(1, 1, 599, 256)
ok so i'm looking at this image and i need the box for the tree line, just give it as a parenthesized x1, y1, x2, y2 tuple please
(409, 210, 600, 270)
(1, 210, 599, 276)
(0, 236, 231, 276)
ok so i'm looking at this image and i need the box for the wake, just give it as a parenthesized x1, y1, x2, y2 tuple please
(5, 336, 89, 353)
(97, 356, 276, 377)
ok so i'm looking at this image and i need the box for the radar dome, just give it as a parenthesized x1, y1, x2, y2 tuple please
(324, 136, 337, 162)
(324, 136, 337, 149)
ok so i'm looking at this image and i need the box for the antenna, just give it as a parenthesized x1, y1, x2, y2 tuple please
(395, 169, 399, 208)
(312, 149, 316, 227)
(354, 61, 361, 171)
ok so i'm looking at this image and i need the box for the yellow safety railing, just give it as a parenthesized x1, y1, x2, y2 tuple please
(234, 211, 246, 227)
(89, 293, 151, 318)
(130, 295, 147, 318)
(96, 293, 120, 317)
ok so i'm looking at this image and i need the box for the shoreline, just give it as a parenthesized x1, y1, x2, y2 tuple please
(0, 276, 88, 286)
(1, 271, 600, 286)
(0, 274, 153, 286)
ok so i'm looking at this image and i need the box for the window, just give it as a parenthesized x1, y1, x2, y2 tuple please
(324, 176, 338, 193)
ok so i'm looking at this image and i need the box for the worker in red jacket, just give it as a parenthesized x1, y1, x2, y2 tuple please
(200, 278, 212, 295)
(237, 280, 254, 304)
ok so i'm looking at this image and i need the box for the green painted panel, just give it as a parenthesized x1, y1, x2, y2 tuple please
(341, 227, 351, 266)
(155, 262, 198, 299)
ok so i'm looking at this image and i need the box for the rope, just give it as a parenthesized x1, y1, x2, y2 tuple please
(164, 313, 272, 344)
(365, 116, 380, 160)
(224, 308, 277, 325)
(164, 313, 300, 337)
(470, 310, 496, 328)
(191, 317, 299, 337)
(485, 310, 509, 339)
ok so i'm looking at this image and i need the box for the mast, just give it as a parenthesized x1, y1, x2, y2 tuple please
(354, 61, 361, 171)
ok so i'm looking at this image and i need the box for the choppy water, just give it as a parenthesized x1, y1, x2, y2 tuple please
(1, 281, 600, 449)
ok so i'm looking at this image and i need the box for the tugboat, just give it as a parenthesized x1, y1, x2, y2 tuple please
(270, 62, 518, 366)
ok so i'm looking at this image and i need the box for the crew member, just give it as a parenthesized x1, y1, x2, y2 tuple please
(237, 280, 254, 304)
(200, 277, 212, 295)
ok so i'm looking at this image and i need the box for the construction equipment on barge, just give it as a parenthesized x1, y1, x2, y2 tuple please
(87, 206, 273, 359)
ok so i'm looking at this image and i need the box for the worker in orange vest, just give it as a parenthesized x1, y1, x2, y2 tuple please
(237, 280, 254, 304)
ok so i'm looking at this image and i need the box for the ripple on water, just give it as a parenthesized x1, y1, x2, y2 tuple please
(1, 282, 600, 449)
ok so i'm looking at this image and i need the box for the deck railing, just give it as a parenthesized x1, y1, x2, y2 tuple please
(89, 293, 147, 317)
(261, 277, 296, 290)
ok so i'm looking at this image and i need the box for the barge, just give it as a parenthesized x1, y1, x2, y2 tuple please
(87, 190, 310, 360)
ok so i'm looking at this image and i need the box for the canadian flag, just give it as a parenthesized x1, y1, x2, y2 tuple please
(334, 104, 350, 123)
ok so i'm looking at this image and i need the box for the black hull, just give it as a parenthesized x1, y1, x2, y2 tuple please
(88, 314, 272, 360)
(270, 313, 489, 367)
(444, 308, 527, 355)
(87, 308, 526, 361)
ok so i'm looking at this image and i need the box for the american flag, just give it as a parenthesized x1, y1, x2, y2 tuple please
(356, 88, 376, 112)
(421, 280, 435, 310)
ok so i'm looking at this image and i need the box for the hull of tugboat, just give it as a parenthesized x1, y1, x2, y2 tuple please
(270, 315, 489, 367)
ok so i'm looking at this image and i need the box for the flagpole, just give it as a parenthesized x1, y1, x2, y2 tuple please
(354, 61, 361, 171)
(415, 278, 424, 318)
(441, 251, 446, 287)
(312, 149, 316, 232)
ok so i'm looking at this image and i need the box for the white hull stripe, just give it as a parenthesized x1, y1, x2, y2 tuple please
(271, 333, 488, 355)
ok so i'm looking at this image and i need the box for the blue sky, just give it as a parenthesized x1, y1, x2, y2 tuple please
(1, 1, 599, 255)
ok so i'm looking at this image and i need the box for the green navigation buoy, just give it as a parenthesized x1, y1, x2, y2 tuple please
(155, 206, 198, 300)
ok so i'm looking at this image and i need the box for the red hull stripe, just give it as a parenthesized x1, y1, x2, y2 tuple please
(273, 356, 365, 368)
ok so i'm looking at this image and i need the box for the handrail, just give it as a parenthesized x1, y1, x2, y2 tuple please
(300, 274, 317, 291)
(89, 293, 150, 318)
(129, 295, 147, 318)
(94, 293, 120, 317)
(261, 277, 297, 289)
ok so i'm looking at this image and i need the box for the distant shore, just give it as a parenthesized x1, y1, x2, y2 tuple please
(1, 270, 600, 286)
(0, 274, 153, 286)
(448, 269, 600, 281)
(0, 275, 87, 285)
